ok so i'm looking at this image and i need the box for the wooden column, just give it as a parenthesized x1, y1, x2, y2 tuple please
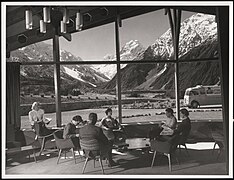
(167, 8, 182, 120)
(53, 28, 62, 127)
(216, 6, 229, 174)
(115, 13, 122, 124)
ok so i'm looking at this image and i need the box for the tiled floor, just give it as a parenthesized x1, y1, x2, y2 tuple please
(4, 142, 227, 177)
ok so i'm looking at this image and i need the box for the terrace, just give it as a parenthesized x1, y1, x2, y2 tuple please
(2, 2, 232, 178)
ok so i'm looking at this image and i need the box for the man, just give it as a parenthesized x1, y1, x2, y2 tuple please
(79, 113, 119, 167)
(63, 115, 82, 150)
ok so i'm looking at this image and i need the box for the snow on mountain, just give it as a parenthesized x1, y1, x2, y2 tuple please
(92, 40, 145, 79)
(104, 13, 219, 91)
(151, 13, 216, 59)
(63, 66, 97, 87)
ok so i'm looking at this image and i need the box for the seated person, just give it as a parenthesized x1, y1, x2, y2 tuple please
(150, 108, 191, 151)
(29, 102, 52, 136)
(63, 115, 82, 150)
(29, 102, 51, 130)
(149, 108, 177, 140)
(79, 113, 119, 167)
(100, 108, 122, 141)
(168, 108, 191, 149)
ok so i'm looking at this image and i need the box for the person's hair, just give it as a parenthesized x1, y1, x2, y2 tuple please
(88, 113, 98, 125)
(165, 108, 174, 115)
(105, 108, 112, 115)
(31, 102, 39, 110)
(72, 115, 83, 122)
(180, 108, 189, 117)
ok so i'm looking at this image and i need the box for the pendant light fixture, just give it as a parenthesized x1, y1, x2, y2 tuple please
(76, 10, 83, 31)
(25, 9, 33, 30)
(43, 7, 51, 23)
(60, 20, 67, 33)
(40, 20, 46, 33)
(63, 7, 69, 24)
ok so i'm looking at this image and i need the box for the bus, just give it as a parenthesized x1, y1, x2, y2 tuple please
(184, 85, 221, 108)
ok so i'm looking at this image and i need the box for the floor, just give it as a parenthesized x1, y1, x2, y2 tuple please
(4, 142, 227, 177)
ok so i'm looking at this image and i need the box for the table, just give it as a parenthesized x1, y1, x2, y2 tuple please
(126, 138, 150, 150)
(6, 145, 40, 163)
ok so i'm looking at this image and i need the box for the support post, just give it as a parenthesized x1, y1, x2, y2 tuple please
(115, 12, 122, 124)
(216, 7, 229, 174)
(168, 9, 181, 120)
(53, 27, 62, 127)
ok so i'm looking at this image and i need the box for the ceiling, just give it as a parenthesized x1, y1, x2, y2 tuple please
(6, 6, 217, 53)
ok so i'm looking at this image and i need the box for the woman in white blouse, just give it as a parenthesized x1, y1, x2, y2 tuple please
(28, 102, 50, 130)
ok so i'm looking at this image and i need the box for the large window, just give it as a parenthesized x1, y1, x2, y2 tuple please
(13, 9, 223, 129)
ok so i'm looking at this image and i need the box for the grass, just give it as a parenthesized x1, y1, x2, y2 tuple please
(20, 107, 223, 129)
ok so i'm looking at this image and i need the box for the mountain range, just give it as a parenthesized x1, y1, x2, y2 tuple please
(8, 13, 220, 95)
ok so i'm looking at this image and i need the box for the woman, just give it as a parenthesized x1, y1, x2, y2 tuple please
(100, 108, 122, 141)
(100, 108, 121, 166)
(28, 102, 51, 136)
(149, 108, 177, 140)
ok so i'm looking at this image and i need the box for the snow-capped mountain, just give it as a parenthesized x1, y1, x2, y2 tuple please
(104, 13, 219, 91)
(92, 40, 145, 79)
(9, 42, 110, 94)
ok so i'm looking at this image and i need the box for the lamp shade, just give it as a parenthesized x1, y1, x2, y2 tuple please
(43, 7, 51, 23)
(40, 20, 46, 33)
(63, 8, 69, 24)
(60, 21, 67, 33)
(25, 10, 33, 30)
(76, 11, 83, 31)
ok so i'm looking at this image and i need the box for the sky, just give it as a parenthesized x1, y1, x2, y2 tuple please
(45, 9, 195, 60)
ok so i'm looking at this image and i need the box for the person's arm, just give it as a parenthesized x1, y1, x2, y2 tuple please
(63, 124, 77, 139)
(113, 119, 122, 130)
(167, 117, 177, 129)
(28, 111, 34, 126)
(97, 128, 109, 145)
(100, 118, 111, 130)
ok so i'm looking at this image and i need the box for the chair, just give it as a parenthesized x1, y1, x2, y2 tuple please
(53, 130, 81, 164)
(150, 139, 179, 172)
(210, 130, 225, 160)
(80, 139, 104, 174)
(176, 134, 190, 156)
(34, 122, 56, 156)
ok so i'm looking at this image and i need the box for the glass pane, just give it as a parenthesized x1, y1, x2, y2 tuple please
(179, 12, 218, 60)
(8, 39, 53, 62)
(119, 9, 170, 62)
(59, 23, 115, 61)
(59, 64, 117, 126)
(20, 65, 56, 129)
(119, 63, 176, 123)
(180, 61, 223, 121)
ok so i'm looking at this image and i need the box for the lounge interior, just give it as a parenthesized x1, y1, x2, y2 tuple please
(3, 4, 231, 177)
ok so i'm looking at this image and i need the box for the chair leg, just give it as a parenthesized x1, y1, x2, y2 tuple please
(212, 142, 217, 154)
(151, 151, 157, 168)
(217, 148, 222, 160)
(71, 148, 76, 164)
(33, 149, 37, 163)
(57, 149, 62, 164)
(184, 144, 189, 156)
(99, 158, 104, 174)
(39, 137, 46, 156)
(82, 157, 89, 174)
(64, 151, 67, 159)
(94, 159, 95, 168)
(167, 154, 172, 172)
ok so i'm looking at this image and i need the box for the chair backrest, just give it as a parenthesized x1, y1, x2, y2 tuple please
(80, 139, 100, 151)
(53, 130, 75, 149)
(53, 130, 64, 140)
(150, 139, 172, 153)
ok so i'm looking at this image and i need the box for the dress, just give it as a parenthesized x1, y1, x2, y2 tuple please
(28, 109, 45, 126)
